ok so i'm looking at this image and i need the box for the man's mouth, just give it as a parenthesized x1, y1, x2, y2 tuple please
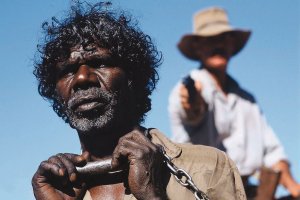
(70, 96, 106, 113)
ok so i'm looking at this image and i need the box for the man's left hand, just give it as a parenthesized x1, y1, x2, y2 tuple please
(111, 127, 167, 200)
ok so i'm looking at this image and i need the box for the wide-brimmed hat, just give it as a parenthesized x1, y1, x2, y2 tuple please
(178, 7, 251, 60)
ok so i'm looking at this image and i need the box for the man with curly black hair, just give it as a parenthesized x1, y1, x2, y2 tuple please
(31, 2, 246, 200)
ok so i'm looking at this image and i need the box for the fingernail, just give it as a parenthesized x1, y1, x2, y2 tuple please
(70, 173, 77, 182)
(59, 169, 65, 176)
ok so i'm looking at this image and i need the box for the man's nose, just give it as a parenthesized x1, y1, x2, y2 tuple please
(73, 65, 99, 91)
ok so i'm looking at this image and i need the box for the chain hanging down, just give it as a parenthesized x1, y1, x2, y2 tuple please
(160, 147, 210, 200)
(144, 128, 209, 200)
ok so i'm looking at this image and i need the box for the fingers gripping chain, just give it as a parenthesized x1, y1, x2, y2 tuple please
(76, 129, 209, 199)
(160, 147, 210, 200)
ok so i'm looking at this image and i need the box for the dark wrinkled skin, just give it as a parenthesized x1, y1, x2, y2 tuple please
(32, 46, 167, 200)
(111, 129, 166, 200)
(32, 153, 89, 200)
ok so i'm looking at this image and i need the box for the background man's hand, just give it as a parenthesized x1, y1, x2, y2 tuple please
(272, 160, 300, 198)
(111, 128, 167, 200)
(180, 80, 207, 122)
(32, 152, 89, 200)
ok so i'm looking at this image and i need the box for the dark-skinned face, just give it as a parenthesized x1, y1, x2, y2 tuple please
(199, 34, 234, 72)
(55, 44, 129, 134)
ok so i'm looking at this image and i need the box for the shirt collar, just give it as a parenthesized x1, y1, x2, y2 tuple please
(148, 128, 182, 159)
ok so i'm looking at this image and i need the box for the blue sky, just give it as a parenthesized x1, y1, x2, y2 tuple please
(0, 0, 299, 199)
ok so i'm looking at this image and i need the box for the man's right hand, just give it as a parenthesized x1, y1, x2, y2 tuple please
(180, 80, 207, 122)
(32, 152, 89, 200)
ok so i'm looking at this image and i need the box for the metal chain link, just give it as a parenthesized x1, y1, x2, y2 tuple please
(161, 147, 210, 200)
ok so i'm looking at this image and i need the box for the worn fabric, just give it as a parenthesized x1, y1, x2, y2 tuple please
(84, 129, 246, 200)
(168, 68, 287, 176)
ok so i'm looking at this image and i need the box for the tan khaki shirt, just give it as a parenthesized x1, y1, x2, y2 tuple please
(84, 129, 246, 200)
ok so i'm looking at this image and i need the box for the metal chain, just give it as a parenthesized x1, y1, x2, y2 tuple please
(161, 147, 210, 200)
(144, 128, 209, 200)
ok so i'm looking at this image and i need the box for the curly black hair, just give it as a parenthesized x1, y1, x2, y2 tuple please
(34, 2, 161, 124)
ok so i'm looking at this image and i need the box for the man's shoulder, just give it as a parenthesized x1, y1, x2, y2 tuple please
(179, 142, 226, 158)
(176, 142, 232, 170)
(150, 129, 246, 200)
(149, 129, 232, 169)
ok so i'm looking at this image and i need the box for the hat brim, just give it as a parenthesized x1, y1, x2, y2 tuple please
(178, 30, 251, 61)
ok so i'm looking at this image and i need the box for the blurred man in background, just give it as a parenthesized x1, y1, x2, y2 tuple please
(169, 7, 300, 198)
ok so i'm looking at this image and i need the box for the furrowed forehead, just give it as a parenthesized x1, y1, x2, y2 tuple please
(55, 44, 112, 68)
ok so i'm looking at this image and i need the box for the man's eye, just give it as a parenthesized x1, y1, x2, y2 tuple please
(58, 65, 77, 78)
(87, 60, 113, 69)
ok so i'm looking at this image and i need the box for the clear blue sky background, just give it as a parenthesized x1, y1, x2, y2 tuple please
(0, 0, 299, 199)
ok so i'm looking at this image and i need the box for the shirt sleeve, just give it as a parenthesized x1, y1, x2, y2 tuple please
(168, 70, 213, 143)
(168, 82, 191, 143)
(261, 114, 288, 167)
(206, 151, 247, 200)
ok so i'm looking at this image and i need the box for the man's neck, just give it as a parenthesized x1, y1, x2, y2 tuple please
(78, 125, 133, 160)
